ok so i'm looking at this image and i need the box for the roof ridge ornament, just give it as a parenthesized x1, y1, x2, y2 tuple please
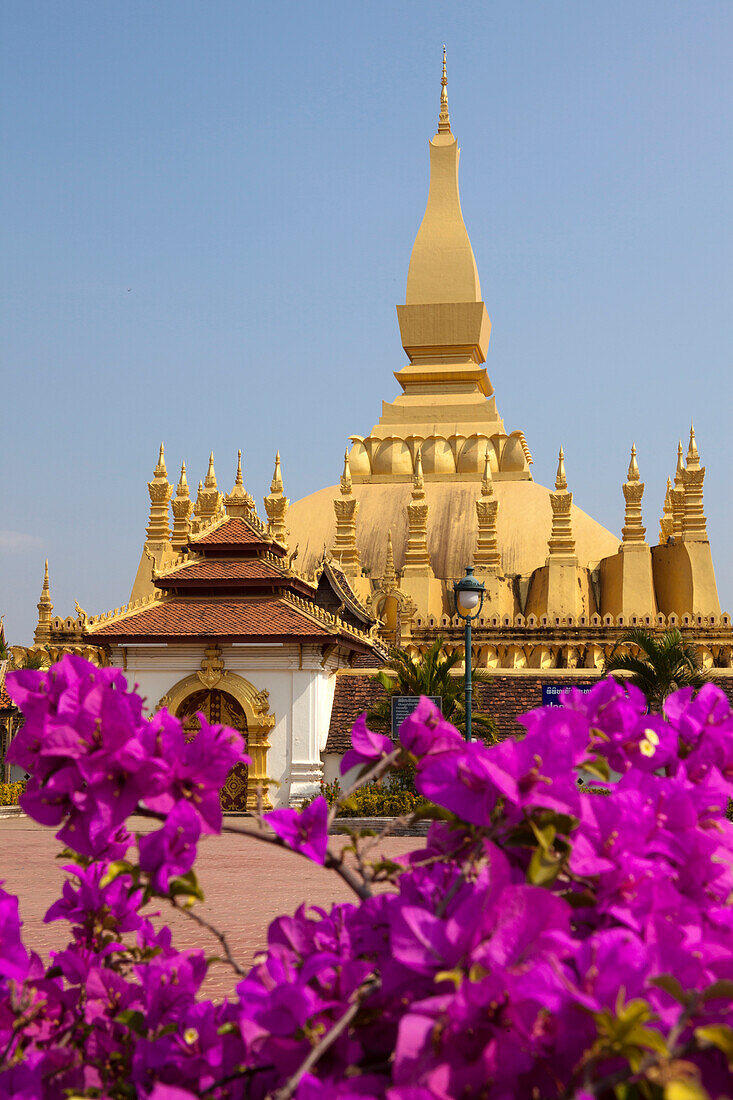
(438, 45, 451, 134)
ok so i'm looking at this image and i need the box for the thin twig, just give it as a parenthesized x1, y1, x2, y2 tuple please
(267, 975, 380, 1100)
(170, 898, 246, 977)
(134, 807, 372, 901)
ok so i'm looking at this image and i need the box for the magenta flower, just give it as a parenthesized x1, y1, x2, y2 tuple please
(266, 796, 329, 864)
(138, 801, 202, 893)
(341, 713, 394, 775)
(0, 884, 30, 985)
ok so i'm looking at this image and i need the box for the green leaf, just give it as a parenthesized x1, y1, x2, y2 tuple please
(168, 869, 205, 904)
(701, 979, 733, 1002)
(435, 968, 463, 989)
(114, 1009, 146, 1035)
(527, 845, 564, 887)
(580, 755, 611, 781)
(100, 860, 133, 888)
(694, 1024, 733, 1064)
(649, 974, 690, 1007)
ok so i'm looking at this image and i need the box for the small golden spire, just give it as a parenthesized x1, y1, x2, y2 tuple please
(35, 560, 54, 644)
(154, 442, 167, 479)
(438, 45, 451, 134)
(383, 530, 397, 587)
(204, 452, 217, 489)
(235, 449, 244, 487)
(412, 447, 424, 495)
(481, 445, 493, 497)
(171, 462, 193, 550)
(176, 461, 189, 497)
(340, 449, 352, 495)
(270, 450, 283, 494)
(555, 446, 567, 491)
(659, 477, 674, 543)
(627, 443, 640, 482)
(686, 423, 700, 470)
(674, 441, 685, 487)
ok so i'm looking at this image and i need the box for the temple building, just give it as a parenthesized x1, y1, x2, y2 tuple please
(22, 54, 732, 806)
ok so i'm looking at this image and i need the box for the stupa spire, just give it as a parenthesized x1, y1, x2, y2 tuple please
(681, 425, 707, 541)
(659, 477, 674, 544)
(475, 446, 500, 571)
(145, 442, 173, 544)
(196, 452, 223, 523)
(264, 451, 289, 543)
(670, 441, 686, 539)
(382, 531, 397, 589)
(171, 461, 193, 550)
(548, 447, 575, 558)
(34, 560, 54, 644)
(438, 45, 451, 134)
(404, 448, 431, 572)
(622, 443, 646, 545)
(224, 450, 255, 519)
(331, 449, 360, 576)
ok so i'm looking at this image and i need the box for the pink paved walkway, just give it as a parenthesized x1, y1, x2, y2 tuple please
(0, 815, 423, 999)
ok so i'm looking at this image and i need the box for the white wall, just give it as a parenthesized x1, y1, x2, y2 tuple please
(114, 642, 346, 807)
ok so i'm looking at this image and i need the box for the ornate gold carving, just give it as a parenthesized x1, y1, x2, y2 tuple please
(197, 644, 227, 690)
(621, 445, 646, 544)
(330, 452, 360, 575)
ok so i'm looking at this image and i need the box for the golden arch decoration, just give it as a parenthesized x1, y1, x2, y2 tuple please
(158, 672, 275, 811)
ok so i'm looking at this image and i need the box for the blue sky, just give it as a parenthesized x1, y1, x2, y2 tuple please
(2, 0, 731, 643)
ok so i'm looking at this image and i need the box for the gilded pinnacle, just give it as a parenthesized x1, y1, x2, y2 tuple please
(627, 443, 640, 483)
(340, 449, 352, 495)
(270, 451, 283, 494)
(555, 447, 567, 491)
(177, 462, 189, 497)
(687, 424, 700, 469)
(413, 447, 424, 493)
(383, 530, 397, 586)
(205, 452, 217, 489)
(154, 442, 167, 479)
(675, 441, 685, 486)
(40, 559, 52, 605)
(235, 449, 244, 487)
(481, 445, 493, 497)
(438, 45, 451, 134)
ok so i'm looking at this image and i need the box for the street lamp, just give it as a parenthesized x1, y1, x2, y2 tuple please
(452, 566, 486, 742)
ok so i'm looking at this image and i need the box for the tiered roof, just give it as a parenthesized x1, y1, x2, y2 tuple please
(87, 511, 380, 654)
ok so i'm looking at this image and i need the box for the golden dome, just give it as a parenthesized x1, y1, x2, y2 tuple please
(286, 478, 619, 582)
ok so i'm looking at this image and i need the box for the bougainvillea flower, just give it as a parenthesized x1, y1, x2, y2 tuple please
(266, 796, 329, 864)
(341, 713, 395, 775)
(138, 801, 202, 893)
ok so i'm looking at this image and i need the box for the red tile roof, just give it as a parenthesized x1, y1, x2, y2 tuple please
(92, 595, 344, 643)
(192, 517, 269, 548)
(156, 558, 284, 585)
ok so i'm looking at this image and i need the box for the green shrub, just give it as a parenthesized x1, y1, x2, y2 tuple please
(0, 780, 26, 806)
(309, 777, 427, 818)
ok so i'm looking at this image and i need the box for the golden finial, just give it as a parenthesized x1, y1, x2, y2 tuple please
(686, 423, 700, 469)
(204, 452, 217, 489)
(481, 445, 493, 497)
(413, 447, 424, 490)
(176, 461, 189, 497)
(154, 442, 167, 479)
(270, 451, 283, 494)
(674, 441, 685, 487)
(627, 443, 640, 482)
(340, 449, 352, 495)
(555, 446, 567, 491)
(383, 530, 397, 587)
(40, 559, 51, 604)
(438, 45, 451, 134)
(235, 449, 244, 487)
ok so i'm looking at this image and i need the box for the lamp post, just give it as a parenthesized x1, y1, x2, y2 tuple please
(452, 566, 486, 742)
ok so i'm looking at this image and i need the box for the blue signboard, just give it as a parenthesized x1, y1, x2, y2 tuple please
(541, 684, 594, 707)
(391, 695, 442, 739)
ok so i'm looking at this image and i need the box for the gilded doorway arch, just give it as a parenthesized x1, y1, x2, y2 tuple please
(159, 671, 275, 811)
(176, 689, 249, 812)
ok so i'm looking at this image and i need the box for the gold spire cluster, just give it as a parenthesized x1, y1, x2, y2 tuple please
(225, 449, 256, 519)
(681, 424, 708, 541)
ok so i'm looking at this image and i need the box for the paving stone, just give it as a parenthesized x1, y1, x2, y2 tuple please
(0, 816, 424, 1000)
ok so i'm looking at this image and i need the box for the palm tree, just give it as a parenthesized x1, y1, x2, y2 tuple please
(603, 627, 708, 711)
(369, 635, 498, 742)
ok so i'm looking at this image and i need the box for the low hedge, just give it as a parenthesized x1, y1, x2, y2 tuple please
(0, 780, 26, 806)
(313, 778, 427, 818)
